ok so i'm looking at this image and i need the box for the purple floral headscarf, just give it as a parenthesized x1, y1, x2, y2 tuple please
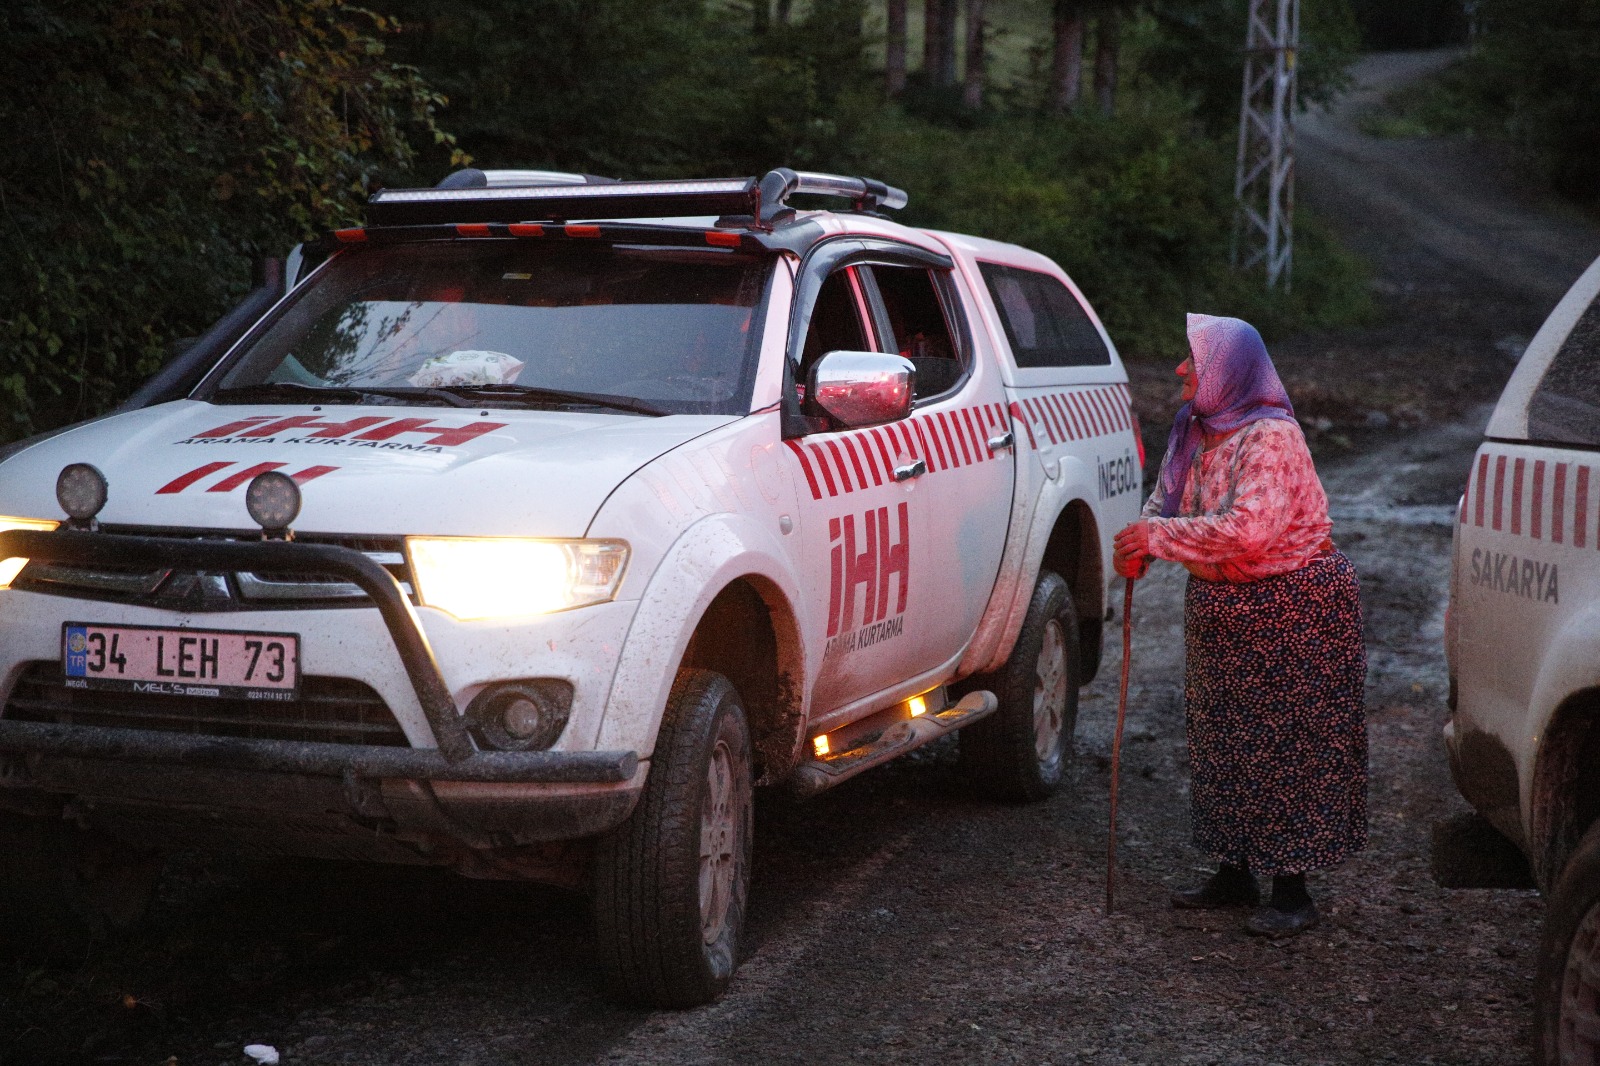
(1156, 314, 1297, 518)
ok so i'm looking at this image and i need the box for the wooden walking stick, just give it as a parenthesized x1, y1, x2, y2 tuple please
(1105, 576, 1135, 915)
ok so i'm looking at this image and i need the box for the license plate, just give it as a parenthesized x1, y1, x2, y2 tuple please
(62, 623, 300, 701)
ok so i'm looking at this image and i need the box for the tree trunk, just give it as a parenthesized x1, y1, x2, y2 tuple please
(887, 0, 908, 96)
(923, 0, 945, 86)
(775, 0, 792, 26)
(753, 0, 768, 35)
(1093, 10, 1120, 117)
(1049, 1, 1085, 113)
(961, 0, 986, 110)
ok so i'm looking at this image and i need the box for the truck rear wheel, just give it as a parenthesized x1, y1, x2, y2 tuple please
(593, 669, 752, 1008)
(1535, 821, 1600, 1064)
(959, 570, 1080, 803)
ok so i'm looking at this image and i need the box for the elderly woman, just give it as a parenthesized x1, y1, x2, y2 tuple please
(1113, 314, 1368, 939)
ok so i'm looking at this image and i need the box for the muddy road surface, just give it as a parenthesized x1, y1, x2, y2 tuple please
(7, 51, 1600, 1066)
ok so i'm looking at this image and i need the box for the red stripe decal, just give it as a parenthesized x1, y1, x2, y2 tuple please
(208, 462, 286, 493)
(289, 465, 337, 485)
(1578, 467, 1591, 549)
(1492, 455, 1507, 531)
(809, 442, 839, 497)
(1091, 389, 1116, 433)
(1511, 457, 1526, 536)
(962, 408, 985, 460)
(824, 440, 855, 493)
(455, 223, 491, 238)
(843, 435, 875, 488)
(508, 223, 544, 237)
(156, 462, 234, 495)
(1532, 460, 1546, 540)
(1023, 399, 1050, 444)
(785, 441, 823, 500)
(1057, 394, 1085, 439)
(942, 412, 971, 466)
(915, 419, 943, 470)
(1554, 463, 1568, 543)
(869, 428, 896, 478)
(1475, 454, 1489, 527)
(1085, 390, 1111, 435)
(1010, 402, 1037, 449)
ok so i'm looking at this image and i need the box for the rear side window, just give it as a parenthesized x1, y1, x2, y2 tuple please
(866, 264, 963, 399)
(979, 263, 1110, 368)
(1528, 294, 1600, 446)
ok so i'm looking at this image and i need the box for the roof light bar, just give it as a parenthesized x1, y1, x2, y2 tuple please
(361, 169, 908, 231)
(366, 178, 760, 227)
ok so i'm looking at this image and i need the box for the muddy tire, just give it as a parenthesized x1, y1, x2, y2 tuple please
(958, 570, 1080, 803)
(593, 669, 752, 1008)
(1534, 821, 1600, 1064)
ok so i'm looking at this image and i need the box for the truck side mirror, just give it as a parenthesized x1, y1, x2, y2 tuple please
(805, 351, 916, 429)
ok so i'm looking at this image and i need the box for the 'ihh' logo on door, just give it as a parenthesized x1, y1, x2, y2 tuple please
(826, 503, 911, 654)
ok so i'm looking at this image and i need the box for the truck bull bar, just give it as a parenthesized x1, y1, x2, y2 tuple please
(0, 529, 638, 784)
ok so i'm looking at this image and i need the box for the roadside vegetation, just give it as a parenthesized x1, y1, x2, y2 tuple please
(0, 0, 1369, 447)
(1358, 0, 1600, 210)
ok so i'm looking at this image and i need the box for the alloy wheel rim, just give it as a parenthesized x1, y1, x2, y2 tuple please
(699, 739, 738, 946)
(1033, 618, 1068, 766)
(1561, 900, 1600, 1065)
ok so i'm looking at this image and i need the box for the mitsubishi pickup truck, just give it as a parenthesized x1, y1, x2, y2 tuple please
(1444, 252, 1600, 1062)
(0, 167, 1143, 1006)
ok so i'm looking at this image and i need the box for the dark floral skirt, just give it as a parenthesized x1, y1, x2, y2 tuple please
(1184, 550, 1368, 875)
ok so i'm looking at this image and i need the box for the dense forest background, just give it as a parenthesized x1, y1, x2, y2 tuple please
(0, 0, 1582, 443)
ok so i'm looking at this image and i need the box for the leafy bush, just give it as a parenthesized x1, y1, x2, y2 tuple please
(0, 0, 455, 442)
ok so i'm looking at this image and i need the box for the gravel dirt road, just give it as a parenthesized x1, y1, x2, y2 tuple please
(6, 51, 1600, 1066)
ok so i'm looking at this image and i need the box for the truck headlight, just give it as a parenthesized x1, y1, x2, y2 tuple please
(0, 516, 61, 589)
(405, 537, 629, 620)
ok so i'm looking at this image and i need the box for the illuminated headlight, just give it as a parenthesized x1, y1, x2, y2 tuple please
(405, 537, 629, 620)
(0, 516, 61, 589)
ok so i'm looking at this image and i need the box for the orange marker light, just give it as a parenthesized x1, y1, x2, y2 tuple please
(908, 695, 927, 717)
(813, 734, 830, 758)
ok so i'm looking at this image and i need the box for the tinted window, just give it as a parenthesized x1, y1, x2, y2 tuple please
(1528, 294, 1600, 446)
(979, 263, 1110, 368)
(799, 269, 871, 373)
(867, 264, 962, 398)
(216, 241, 771, 415)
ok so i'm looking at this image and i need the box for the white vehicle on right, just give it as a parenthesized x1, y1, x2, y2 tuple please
(1445, 252, 1600, 1063)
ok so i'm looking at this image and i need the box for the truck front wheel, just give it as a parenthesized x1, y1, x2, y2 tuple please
(1535, 820, 1600, 1064)
(593, 669, 752, 1007)
(959, 570, 1081, 803)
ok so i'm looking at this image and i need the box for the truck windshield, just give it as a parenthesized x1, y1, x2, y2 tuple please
(211, 240, 773, 416)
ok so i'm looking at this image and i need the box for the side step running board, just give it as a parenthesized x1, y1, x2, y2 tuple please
(789, 690, 998, 799)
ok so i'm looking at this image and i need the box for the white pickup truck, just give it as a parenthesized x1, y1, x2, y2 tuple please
(0, 168, 1142, 1005)
(1445, 252, 1600, 1061)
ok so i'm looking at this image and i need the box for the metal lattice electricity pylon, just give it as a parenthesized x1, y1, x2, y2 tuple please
(1232, 0, 1299, 290)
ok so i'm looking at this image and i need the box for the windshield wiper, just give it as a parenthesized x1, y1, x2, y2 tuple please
(211, 382, 475, 407)
(432, 385, 669, 417)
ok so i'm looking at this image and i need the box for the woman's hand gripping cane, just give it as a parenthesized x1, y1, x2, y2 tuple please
(1113, 520, 1152, 580)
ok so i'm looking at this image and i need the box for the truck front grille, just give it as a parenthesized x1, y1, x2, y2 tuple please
(12, 528, 415, 611)
(4, 662, 408, 747)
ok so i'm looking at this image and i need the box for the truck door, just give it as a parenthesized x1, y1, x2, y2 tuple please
(858, 261, 1015, 676)
(782, 243, 1013, 718)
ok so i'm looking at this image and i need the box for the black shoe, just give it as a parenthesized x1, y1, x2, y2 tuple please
(1170, 873, 1261, 910)
(1244, 902, 1319, 938)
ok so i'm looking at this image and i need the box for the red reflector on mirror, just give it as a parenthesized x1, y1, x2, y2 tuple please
(564, 224, 601, 238)
(334, 228, 367, 243)
(456, 223, 492, 237)
(705, 230, 741, 248)
(508, 224, 544, 237)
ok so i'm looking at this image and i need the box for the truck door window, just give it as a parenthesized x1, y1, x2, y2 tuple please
(799, 267, 873, 378)
(978, 262, 1111, 368)
(1528, 293, 1600, 446)
(864, 264, 963, 399)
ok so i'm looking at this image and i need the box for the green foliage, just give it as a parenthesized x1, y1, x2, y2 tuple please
(0, 0, 455, 441)
(1472, 0, 1600, 203)
(877, 99, 1369, 358)
(1142, 0, 1360, 135)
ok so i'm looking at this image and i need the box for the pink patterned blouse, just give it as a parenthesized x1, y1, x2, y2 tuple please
(1140, 418, 1333, 583)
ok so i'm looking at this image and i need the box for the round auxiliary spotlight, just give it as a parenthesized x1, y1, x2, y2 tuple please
(56, 463, 108, 524)
(245, 471, 301, 535)
(466, 682, 573, 752)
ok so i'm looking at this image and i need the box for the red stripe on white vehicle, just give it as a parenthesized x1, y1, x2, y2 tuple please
(156, 462, 235, 495)
(784, 440, 822, 499)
